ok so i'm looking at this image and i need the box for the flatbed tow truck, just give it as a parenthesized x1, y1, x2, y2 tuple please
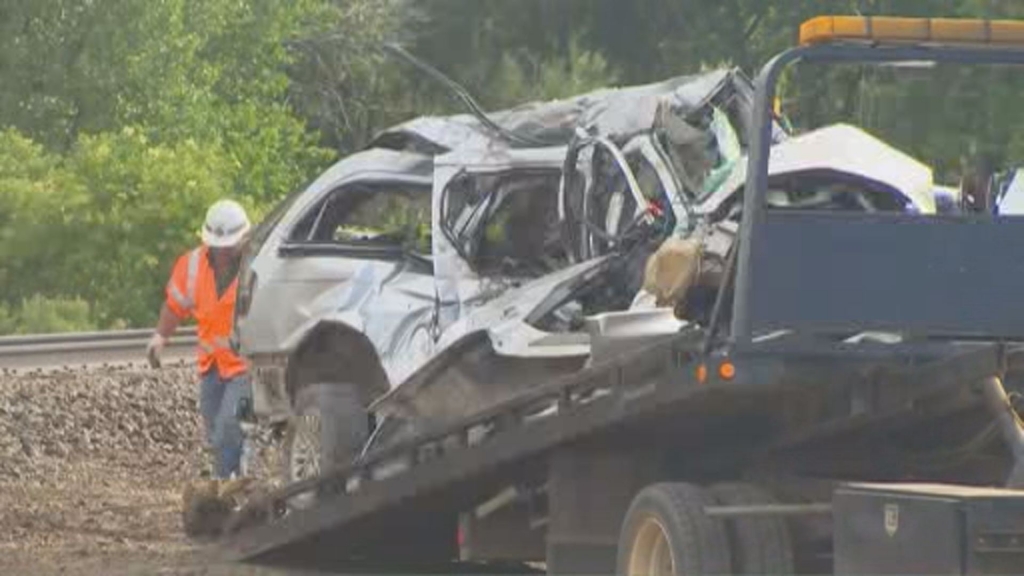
(221, 15, 1024, 574)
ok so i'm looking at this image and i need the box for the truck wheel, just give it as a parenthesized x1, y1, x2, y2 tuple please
(282, 382, 368, 507)
(708, 482, 794, 575)
(617, 483, 730, 576)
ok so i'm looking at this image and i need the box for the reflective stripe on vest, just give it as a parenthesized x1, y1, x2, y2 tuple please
(167, 248, 203, 313)
(198, 336, 233, 355)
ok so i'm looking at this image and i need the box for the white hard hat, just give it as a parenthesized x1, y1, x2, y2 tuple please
(201, 199, 251, 248)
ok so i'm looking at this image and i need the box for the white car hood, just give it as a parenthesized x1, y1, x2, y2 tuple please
(700, 123, 936, 215)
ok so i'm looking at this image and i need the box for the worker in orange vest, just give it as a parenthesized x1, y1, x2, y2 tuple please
(146, 199, 253, 479)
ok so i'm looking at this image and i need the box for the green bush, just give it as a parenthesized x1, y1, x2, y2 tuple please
(0, 296, 97, 335)
(0, 0, 358, 331)
(0, 127, 242, 328)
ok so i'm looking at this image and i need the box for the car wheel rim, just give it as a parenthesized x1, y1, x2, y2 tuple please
(628, 515, 676, 576)
(287, 411, 322, 507)
(291, 411, 322, 478)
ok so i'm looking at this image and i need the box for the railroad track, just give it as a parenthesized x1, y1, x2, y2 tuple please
(0, 327, 198, 372)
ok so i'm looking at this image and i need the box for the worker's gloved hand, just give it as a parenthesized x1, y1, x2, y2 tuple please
(147, 333, 166, 368)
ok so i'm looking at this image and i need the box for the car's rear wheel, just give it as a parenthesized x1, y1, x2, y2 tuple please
(281, 382, 368, 508)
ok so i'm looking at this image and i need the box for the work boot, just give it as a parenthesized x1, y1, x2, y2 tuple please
(181, 476, 259, 540)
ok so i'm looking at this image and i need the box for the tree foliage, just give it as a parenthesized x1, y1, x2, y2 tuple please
(0, 127, 239, 326)
(0, 0, 392, 330)
(0, 296, 98, 335)
(2, 0, 1024, 333)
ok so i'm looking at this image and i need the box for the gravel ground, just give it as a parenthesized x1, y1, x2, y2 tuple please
(0, 365, 299, 576)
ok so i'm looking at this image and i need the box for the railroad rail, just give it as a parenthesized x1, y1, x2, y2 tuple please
(0, 327, 198, 372)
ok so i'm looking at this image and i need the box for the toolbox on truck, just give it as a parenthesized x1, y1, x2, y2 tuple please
(833, 482, 1024, 575)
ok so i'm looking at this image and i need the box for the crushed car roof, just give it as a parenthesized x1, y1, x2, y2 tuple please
(368, 68, 763, 153)
(310, 148, 434, 187)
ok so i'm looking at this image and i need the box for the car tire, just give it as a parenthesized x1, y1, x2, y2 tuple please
(616, 482, 730, 576)
(281, 382, 368, 506)
(708, 482, 795, 575)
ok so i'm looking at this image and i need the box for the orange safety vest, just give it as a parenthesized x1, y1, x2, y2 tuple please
(165, 246, 248, 379)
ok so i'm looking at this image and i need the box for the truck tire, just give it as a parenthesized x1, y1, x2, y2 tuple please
(282, 382, 368, 506)
(708, 482, 794, 575)
(616, 483, 730, 576)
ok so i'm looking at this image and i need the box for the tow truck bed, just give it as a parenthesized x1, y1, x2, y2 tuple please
(222, 331, 1008, 571)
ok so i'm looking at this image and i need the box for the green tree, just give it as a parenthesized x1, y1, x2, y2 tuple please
(0, 0, 338, 202)
(0, 127, 240, 327)
(0, 0, 386, 330)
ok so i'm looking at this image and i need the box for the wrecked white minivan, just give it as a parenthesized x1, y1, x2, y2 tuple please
(232, 68, 937, 485)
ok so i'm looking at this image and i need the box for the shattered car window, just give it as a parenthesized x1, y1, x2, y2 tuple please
(441, 170, 568, 277)
(590, 149, 640, 241)
(658, 104, 744, 201)
(291, 184, 432, 253)
(701, 107, 743, 196)
(563, 141, 678, 263)
(593, 151, 667, 238)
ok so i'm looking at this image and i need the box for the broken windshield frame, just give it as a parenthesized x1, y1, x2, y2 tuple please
(624, 134, 696, 237)
(439, 166, 567, 277)
(559, 134, 664, 261)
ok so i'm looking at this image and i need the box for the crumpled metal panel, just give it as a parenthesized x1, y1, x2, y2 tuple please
(370, 68, 752, 152)
(234, 149, 435, 364)
(270, 258, 438, 388)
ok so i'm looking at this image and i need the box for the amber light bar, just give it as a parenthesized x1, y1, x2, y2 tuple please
(799, 15, 1024, 47)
